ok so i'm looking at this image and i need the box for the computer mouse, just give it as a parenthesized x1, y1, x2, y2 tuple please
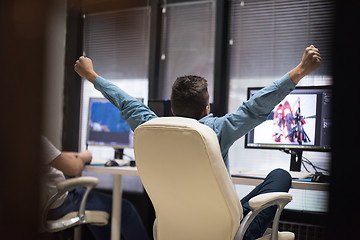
(104, 160, 119, 167)
(311, 172, 330, 183)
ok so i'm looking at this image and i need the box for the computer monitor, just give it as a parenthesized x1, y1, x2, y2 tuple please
(148, 99, 214, 117)
(148, 99, 173, 117)
(86, 98, 134, 159)
(244, 86, 332, 171)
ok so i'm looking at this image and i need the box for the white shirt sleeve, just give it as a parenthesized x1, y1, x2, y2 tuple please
(41, 136, 61, 164)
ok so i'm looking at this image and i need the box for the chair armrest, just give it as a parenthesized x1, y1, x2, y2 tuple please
(56, 176, 98, 192)
(235, 192, 292, 240)
(41, 176, 99, 232)
(249, 192, 292, 209)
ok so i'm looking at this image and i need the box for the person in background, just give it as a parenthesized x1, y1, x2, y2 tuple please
(74, 45, 321, 239)
(42, 136, 150, 240)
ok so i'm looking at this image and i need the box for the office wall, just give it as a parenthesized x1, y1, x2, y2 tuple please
(42, 0, 67, 148)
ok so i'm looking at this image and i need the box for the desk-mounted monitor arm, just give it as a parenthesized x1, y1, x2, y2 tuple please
(289, 149, 302, 172)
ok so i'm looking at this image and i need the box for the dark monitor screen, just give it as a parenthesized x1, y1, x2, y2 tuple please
(148, 99, 173, 117)
(245, 86, 332, 152)
(86, 98, 133, 148)
(148, 99, 214, 117)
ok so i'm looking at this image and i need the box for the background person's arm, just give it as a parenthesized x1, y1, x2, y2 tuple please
(50, 150, 92, 176)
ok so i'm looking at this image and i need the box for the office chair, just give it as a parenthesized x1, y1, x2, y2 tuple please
(41, 176, 109, 239)
(134, 117, 294, 240)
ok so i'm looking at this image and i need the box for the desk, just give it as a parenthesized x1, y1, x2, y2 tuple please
(231, 176, 329, 191)
(84, 165, 329, 239)
(84, 165, 138, 240)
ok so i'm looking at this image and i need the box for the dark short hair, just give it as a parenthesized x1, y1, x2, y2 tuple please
(171, 75, 209, 120)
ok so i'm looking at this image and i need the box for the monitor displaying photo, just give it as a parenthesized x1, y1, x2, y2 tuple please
(245, 86, 331, 151)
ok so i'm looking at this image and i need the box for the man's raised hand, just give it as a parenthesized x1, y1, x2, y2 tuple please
(300, 45, 322, 74)
(289, 45, 322, 84)
(74, 56, 99, 83)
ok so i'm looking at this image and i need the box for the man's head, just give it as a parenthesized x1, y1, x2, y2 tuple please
(171, 75, 210, 120)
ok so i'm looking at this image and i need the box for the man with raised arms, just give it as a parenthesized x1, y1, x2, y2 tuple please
(75, 45, 321, 239)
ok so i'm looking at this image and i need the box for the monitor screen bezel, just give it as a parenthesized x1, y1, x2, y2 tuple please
(244, 85, 332, 152)
(86, 97, 134, 149)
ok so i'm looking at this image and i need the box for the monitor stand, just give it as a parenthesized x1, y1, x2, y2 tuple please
(114, 148, 124, 160)
(289, 150, 302, 172)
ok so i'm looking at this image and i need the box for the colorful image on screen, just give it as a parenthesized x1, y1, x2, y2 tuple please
(253, 94, 317, 146)
(245, 86, 331, 151)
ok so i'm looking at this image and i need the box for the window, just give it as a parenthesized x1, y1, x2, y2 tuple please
(83, 8, 150, 80)
(228, 0, 334, 78)
(227, 0, 335, 212)
(159, 0, 216, 101)
(80, 7, 151, 159)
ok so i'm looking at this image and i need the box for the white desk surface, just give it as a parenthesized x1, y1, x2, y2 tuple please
(231, 176, 329, 191)
(85, 165, 138, 176)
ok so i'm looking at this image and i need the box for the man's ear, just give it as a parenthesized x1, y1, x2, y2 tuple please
(171, 108, 176, 116)
(206, 104, 210, 115)
(201, 105, 210, 118)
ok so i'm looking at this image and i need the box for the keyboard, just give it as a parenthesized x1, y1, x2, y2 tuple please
(231, 169, 313, 179)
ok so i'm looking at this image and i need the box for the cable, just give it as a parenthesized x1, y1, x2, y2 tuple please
(301, 160, 310, 173)
(123, 153, 135, 161)
(280, 149, 330, 173)
(302, 155, 330, 173)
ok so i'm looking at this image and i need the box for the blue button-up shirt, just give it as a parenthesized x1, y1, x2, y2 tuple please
(94, 73, 296, 171)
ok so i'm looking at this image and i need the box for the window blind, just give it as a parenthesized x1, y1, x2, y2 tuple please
(83, 7, 150, 79)
(159, 0, 216, 100)
(80, 7, 150, 153)
(228, 0, 335, 79)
